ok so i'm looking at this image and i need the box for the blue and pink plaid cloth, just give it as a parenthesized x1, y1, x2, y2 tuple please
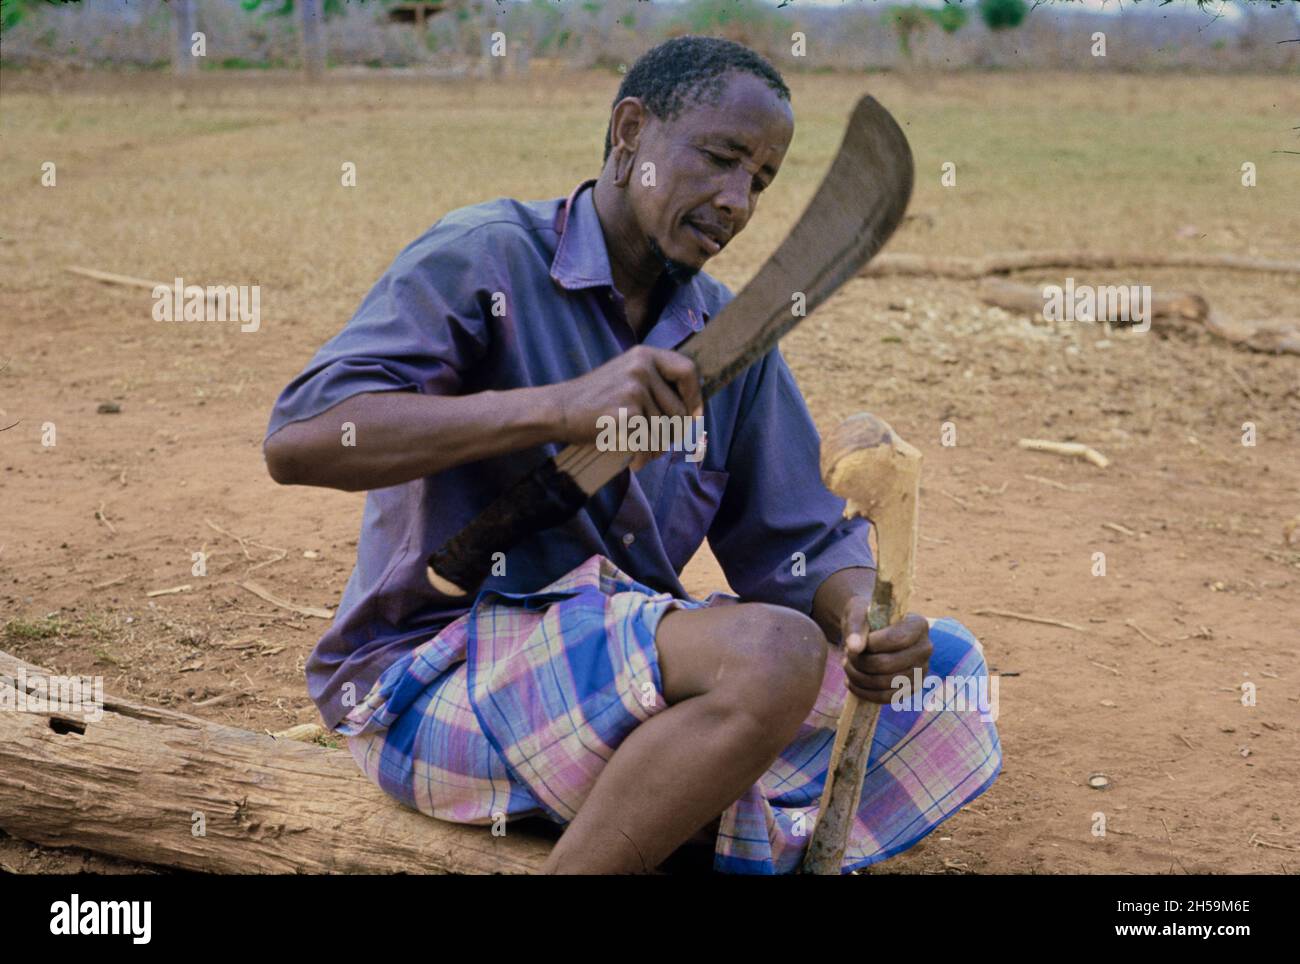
(338, 555, 1002, 874)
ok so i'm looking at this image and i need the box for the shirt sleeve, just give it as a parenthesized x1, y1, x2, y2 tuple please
(264, 223, 492, 441)
(707, 345, 876, 615)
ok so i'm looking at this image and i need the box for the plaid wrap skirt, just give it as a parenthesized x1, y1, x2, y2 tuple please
(338, 554, 1002, 874)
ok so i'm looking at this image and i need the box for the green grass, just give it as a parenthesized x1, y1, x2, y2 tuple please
(3, 616, 63, 642)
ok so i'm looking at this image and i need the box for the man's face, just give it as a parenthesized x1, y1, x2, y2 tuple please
(624, 72, 794, 281)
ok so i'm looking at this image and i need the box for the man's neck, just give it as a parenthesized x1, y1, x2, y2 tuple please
(624, 274, 676, 340)
(591, 177, 662, 308)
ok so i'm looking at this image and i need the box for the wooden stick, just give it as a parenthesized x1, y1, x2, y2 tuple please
(803, 413, 921, 874)
(146, 584, 192, 598)
(1125, 620, 1165, 647)
(1102, 522, 1139, 537)
(860, 251, 1300, 280)
(973, 608, 1086, 632)
(1018, 438, 1110, 469)
(67, 265, 169, 292)
(1023, 474, 1086, 492)
(935, 487, 971, 510)
(94, 501, 117, 535)
(238, 580, 333, 620)
(66, 266, 219, 305)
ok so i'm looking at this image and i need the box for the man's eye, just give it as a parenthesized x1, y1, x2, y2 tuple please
(752, 178, 768, 194)
(703, 150, 732, 167)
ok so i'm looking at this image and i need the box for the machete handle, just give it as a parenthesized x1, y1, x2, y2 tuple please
(426, 445, 624, 597)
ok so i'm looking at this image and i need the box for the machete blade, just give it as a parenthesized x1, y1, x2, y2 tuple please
(681, 94, 914, 396)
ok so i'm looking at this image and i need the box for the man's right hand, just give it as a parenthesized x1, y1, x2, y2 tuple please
(264, 347, 703, 492)
(548, 346, 703, 467)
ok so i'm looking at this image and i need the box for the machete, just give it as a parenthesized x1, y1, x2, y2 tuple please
(427, 94, 915, 597)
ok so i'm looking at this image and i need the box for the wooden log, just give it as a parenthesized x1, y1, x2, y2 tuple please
(976, 277, 1209, 324)
(974, 277, 1300, 355)
(0, 649, 550, 874)
(861, 251, 1300, 279)
(1204, 312, 1300, 356)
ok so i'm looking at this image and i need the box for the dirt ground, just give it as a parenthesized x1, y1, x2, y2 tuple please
(1, 67, 1297, 875)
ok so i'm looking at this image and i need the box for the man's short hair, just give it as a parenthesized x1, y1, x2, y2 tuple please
(602, 36, 791, 164)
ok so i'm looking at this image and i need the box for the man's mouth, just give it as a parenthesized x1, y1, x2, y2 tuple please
(684, 218, 729, 255)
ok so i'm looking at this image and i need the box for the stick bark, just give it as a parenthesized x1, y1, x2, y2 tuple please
(803, 414, 921, 874)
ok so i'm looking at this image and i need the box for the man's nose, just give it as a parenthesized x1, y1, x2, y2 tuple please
(713, 167, 752, 224)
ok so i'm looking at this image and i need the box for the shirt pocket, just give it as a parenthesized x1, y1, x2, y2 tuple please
(654, 456, 730, 573)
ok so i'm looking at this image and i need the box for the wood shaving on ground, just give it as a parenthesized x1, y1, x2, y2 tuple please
(94, 502, 117, 535)
(1284, 515, 1300, 547)
(1018, 438, 1110, 468)
(1103, 522, 1140, 537)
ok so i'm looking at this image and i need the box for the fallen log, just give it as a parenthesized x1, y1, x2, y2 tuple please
(861, 251, 1300, 279)
(975, 277, 1300, 355)
(976, 277, 1209, 324)
(1203, 312, 1300, 356)
(0, 648, 550, 873)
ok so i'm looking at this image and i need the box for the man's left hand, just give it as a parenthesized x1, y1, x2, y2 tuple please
(840, 600, 932, 703)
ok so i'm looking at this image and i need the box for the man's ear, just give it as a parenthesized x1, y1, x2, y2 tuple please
(608, 97, 647, 187)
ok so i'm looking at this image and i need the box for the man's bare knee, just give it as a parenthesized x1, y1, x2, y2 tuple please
(698, 603, 827, 739)
(657, 601, 827, 712)
(733, 602, 826, 693)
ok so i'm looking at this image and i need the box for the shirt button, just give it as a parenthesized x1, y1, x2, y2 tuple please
(622, 532, 635, 546)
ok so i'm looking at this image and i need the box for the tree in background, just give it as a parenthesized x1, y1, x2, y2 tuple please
(892, 1, 965, 67)
(929, 1, 968, 36)
(891, 6, 929, 64)
(0, 0, 75, 32)
(173, 0, 197, 75)
(242, 0, 350, 78)
(979, 0, 1027, 32)
(668, 0, 778, 58)
(978, 0, 1027, 67)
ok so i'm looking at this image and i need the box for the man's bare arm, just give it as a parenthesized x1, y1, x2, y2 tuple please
(263, 345, 703, 492)
(263, 388, 561, 491)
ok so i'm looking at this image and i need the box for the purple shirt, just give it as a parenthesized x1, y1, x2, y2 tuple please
(266, 180, 875, 730)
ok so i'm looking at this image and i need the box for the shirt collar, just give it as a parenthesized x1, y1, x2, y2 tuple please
(551, 180, 712, 343)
